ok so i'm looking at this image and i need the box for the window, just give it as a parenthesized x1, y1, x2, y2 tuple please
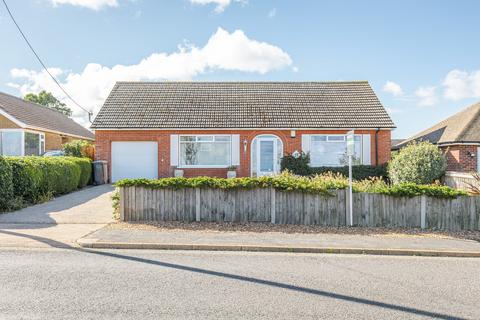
(24, 132, 40, 156)
(310, 135, 362, 166)
(179, 135, 231, 166)
(0, 131, 22, 156)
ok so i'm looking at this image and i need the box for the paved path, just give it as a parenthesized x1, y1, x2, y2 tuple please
(79, 225, 480, 255)
(0, 185, 114, 248)
(0, 248, 479, 319)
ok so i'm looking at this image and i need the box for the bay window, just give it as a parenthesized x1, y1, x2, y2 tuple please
(179, 135, 231, 166)
(309, 134, 362, 166)
(0, 130, 45, 156)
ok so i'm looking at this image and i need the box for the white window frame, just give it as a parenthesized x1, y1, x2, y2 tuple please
(309, 134, 363, 167)
(0, 129, 45, 156)
(177, 134, 233, 168)
(250, 134, 284, 177)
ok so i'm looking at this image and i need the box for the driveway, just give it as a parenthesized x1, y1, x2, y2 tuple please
(0, 184, 114, 248)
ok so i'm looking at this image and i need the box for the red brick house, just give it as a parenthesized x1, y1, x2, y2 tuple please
(393, 102, 480, 173)
(91, 81, 395, 182)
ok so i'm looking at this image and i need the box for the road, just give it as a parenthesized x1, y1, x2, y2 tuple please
(0, 248, 478, 319)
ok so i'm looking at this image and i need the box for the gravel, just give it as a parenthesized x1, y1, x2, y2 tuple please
(107, 221, 480, 242)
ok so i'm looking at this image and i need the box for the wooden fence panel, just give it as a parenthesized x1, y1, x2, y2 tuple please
(119, 186, 480, 230)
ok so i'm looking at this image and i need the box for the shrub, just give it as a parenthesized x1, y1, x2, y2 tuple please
(115, 171, 465, 199)
(388, 141, 446, 185)
(63, 140, 94, 159)
(5, 156, 83, 205)
(280, 152, 311, 176)
(0, 156, 14, 210)
(65, 157, 92, 187)
(281, 152, 387, 180)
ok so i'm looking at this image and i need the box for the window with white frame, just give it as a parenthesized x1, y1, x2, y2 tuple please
(0, 130, 45, 156)
(179, 135, 231, 166)
(310, 135, 362, 166)
(0, 131, 22, 156)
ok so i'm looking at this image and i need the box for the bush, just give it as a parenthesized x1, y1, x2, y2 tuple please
(65, 157, 92, 187)
(0, 156, 14, 211)
(280, 152, 311, 176)
(280, 152, 387, 180)
(63, 140, 94, 159)
(5, 156, 84, 205)
(115, 171, 466, 199)
(388, 141, 446, 185)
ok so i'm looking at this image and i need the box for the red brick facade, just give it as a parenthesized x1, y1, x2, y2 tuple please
(95, 129, 392, 181)
(442, 144, 479, 172)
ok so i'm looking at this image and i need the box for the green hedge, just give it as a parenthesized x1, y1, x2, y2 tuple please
(115, 172, 467, 199)
(280, 152, 388, 180)
(0, 157, 14, 211)
(2, 156, 91, 208)
(64, 157, 92, 188)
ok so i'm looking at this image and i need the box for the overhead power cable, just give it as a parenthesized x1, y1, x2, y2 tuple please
(1, 0, 93, 122)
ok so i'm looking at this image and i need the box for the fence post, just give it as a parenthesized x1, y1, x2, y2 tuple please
(420, 195, 426, 229)
(195, 188, 201, 222)
(119, 187, 125, 221)
(270, 188, 276, 224)
(345, 189, 351, 226)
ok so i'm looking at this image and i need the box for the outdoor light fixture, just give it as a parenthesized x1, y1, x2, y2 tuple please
(290, 130, 296, 138)
(467, 151, 476, 158)
(243, 139, 248, 152)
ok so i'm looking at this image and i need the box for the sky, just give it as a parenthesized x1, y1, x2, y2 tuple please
(0, 0, 479, 138)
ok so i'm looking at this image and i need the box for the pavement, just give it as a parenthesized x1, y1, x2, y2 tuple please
(78, 225, 480, 257)
(1, 248, 479, 319)
(0, 184, 114, 248)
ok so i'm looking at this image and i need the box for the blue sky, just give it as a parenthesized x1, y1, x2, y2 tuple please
(0, 0, 479, 138)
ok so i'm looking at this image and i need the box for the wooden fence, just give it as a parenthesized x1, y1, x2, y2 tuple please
(119, 186, 480, 231)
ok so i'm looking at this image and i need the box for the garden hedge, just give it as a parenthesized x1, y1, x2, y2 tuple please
(280, 152, 388, 180)
(115, 172, 467, 199)
(1, 156, 92, 209)
(0, 157, 13, 211)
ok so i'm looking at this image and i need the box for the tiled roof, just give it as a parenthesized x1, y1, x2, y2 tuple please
(0, 92, 94, 140)
(395, 102, 480, 149)
(91, 81, 395, 129)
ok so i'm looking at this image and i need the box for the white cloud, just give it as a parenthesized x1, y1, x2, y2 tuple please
(49, 0, 118, 10)
(382, 81, 403, 97)
(415, 86, 437, 106)
(443, 69, 480, 100)
(385, 107, 402, 114)
(9, 27, 292, 126)
(268, 8, 276, 18)
(189, 0, 246, 13)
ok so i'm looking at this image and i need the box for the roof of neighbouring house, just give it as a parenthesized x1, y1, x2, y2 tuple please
(391, 139, 405, 148)
(394, 102, 480, 149)
(91, 81, 395, 129)
(0, 91, 94, 140)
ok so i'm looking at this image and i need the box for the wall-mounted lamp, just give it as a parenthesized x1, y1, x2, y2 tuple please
(243, 139, 248, 152)
(467, 151, 476, 158)
(290, 130, 296, 138)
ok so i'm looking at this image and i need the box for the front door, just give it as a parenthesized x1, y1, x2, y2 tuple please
(256, 138, 278, 176)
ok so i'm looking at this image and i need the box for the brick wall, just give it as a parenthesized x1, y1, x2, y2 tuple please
(442, 145, 479, 172)
(95, 129, 392, 181)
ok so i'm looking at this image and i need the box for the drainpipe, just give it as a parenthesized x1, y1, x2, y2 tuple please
(375, 128, 380, 165)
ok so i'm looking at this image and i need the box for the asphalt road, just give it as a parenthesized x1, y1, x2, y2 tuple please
(0, 248, 478, 320)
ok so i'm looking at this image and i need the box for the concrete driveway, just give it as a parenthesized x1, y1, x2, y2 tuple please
(0, 184, 114, 248)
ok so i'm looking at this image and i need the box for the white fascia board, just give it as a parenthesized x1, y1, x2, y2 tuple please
(0, 108, 26, 128)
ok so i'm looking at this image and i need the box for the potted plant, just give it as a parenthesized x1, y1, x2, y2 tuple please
(174, 167, 184, 177)
(226, 165, 237, 178)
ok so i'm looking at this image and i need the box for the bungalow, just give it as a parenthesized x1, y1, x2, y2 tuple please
(91, 81, 395, 182)
(0, 91, 95, 156)
(393, 102, 480, 173)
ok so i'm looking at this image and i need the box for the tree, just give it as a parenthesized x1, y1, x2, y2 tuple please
(24, 91, 72, 117)
(388, 141, 447, 185)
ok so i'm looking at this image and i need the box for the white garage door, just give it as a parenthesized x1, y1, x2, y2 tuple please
(111, 142, 158, 182)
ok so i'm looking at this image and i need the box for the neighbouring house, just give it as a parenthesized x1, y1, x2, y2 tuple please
(0, 91, 95, 156)
(91, 81, 395, 182)
(392, 102, 480, 173)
